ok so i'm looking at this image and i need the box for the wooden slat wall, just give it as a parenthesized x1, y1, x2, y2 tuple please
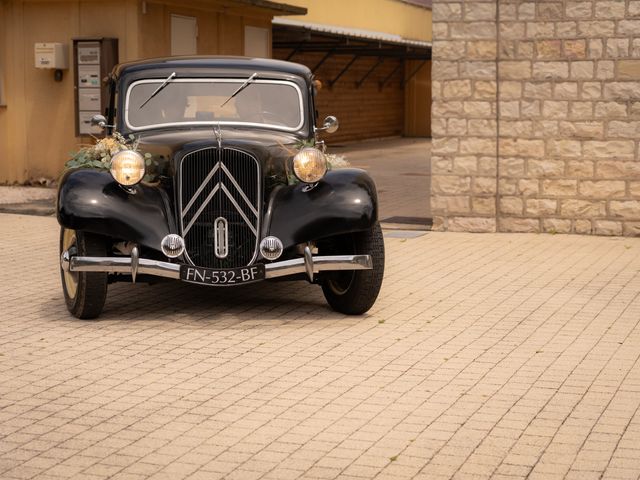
(404, 60, 431, 137)
(274, 50, 405, 143)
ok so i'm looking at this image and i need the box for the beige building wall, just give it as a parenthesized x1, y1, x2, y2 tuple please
(0, 0, 279, 183)
(431, 0, 640, 236)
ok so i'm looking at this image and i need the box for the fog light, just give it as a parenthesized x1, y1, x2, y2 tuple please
(260, 236, 283, 261)
(161, 234, 185, 258)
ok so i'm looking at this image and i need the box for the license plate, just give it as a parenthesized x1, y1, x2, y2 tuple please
(180, 264, 265, 286)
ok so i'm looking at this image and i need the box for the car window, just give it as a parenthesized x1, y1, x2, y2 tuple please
(125, 78, 304, 131)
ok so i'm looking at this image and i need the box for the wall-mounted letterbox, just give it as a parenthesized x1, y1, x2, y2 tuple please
(73, 38, 118, 136)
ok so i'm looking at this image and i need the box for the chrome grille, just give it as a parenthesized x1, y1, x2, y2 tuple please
(179, 147, 260, 268)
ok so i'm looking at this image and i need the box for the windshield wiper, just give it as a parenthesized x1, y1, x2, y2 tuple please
(139, 72, 177, 109)
(220, 72, 258, 107)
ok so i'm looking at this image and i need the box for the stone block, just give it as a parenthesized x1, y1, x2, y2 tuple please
(433, 40, 466, 59)
(431, 195, 471, 214)
(594, 102, 627, 117)
(432, 100, 463, 117)
(478, 156, 497, 175)
(499, 101, 520, 118)
(474, 176, 498, 194)
(559, 121, 603, 138)
(432, 137, 459, 155)
(536, 40, 562, 59)
(460, 61, 497, 80)
(634, 39, 640, 58)
(606, 38, 629, 58)
(473, 197, 496, 215)
(570, 61, 594, 80)
(501, 120, 533, 137)
(432, 175, 471, 195)
(581, 82, 601, 100)
(526, 198, 557, 216)
(618, 20, 640, 35)
(467, 41, 497, 60)
(596, 161, 640, 179)
(450, 22, 496, 40)
(570, 102, 594, 119)
(460, 137, 497, 155)
(557, 22, 578, 38)
(554, 82, 579, 99)
(500, 81, 522, 100)
(533, 62, 569, 80)
(468, 119, 498, 136)
(564, 40, 586, 59)
(548, 139, 581, 157)
(432, 22, 449, 41)
(501, 61, 532, 80)
(543, 179, 578, 196)
(595, 1, 626, 18)
(561, 199, 607, 217)
(500, 197, 524, 215)
(608, 121, 640, 138)
(579, 180, 626, 198)
(533, 120, 560, 137)
(583, 140, 635, 159)
(433, 3, 462, 21)
(567, 160, 595, 178)
(452, 156, 478, 174)
(629, 1, 640, 15)
(527, 22, 555, 39)
(524, 82, 553, 99)
(617, 61, 640, 80)
(465, 2, 497, 21)
(432, 118, 447, 136)
(432, 157, 452, 174)
(499, 178, 517, 195)
(447, 118, 467, 135)
(589, 39, 604, 59)
(543, 101, 569, 118)
(594, 220, 623, 235)
(566, 2, 593, 19)
(623, 222, 640, 236)
(518, 179, 540, 196)
(630, 182, 640, 197)
(431, 215, 445, 231)
(518, 41, 535, 58)
(499, 157, 526, 177)
(577, 21, 616, 37)
(448, 217, 496, 232)
(521, 100, 541, 117)
(603, 83, 640, 101)
(464, 101, 493, 117)
(518, 2, 536, 20)
(442, 80, 473, 99)
(500, 139, 545, 157)
(596, 60, 615, 80)
(432, 61, 459, 80)
(528, 159, 565, 177)
(610, 200, 640, 219)
(499, 217, 540, 233)
(543, 218, 572, 233)
(575, 219, 593, 234)
(474, 81, 497, 99)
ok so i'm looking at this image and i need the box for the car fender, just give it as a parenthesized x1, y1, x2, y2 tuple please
(57, 169, 173, 252)
(265, 168, 378, 249)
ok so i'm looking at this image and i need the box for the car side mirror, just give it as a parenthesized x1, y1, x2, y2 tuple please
(316, 115, 339, 134)
(90, 114, 108, 129)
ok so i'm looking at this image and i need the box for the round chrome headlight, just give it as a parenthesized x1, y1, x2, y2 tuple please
(293, 148, 327, 184)
(110, 150, 145, 186)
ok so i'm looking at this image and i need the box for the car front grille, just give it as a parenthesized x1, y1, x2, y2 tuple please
(179, 147, 261, 268)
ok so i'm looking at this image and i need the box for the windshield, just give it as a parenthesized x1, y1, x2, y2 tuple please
(125, 78, 304, 132)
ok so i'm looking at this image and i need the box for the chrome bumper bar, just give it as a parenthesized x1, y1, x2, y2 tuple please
(60, 249, 372, 283)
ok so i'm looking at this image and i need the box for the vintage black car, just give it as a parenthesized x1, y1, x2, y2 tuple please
(58, 57, 384, 319)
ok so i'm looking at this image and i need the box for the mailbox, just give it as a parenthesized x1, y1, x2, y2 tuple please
(73, 38, 118, 136)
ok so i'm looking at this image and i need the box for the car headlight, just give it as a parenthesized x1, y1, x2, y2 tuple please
(110, 150, 145, 186)
(293, 147, 327, 183)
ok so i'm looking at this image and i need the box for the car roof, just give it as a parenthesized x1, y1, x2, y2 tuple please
(113, 56, 312, 81)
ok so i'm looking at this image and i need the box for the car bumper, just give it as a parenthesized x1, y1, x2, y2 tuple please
(60, 249, 372, 283)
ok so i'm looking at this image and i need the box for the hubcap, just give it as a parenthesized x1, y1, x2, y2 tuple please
(61, 229, 78, 299)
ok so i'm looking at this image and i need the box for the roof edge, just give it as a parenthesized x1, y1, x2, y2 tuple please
(231, 0, 307, 15)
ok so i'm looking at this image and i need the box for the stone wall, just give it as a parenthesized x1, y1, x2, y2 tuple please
(431, 0, 640, 235)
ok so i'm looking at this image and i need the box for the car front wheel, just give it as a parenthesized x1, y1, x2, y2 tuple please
(320, 223, 385, 315)
(59, 228, 108, 319)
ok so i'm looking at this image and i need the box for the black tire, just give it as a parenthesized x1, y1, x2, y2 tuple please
(59, 228, 108, 319)
(321, 222, 385, 315)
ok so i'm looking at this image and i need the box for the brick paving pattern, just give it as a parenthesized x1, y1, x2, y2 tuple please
(1, 213, 640, 479)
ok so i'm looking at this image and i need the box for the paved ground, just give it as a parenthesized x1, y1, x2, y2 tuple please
(2, 213, 640, 480)
(330, 138, 431, 225)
